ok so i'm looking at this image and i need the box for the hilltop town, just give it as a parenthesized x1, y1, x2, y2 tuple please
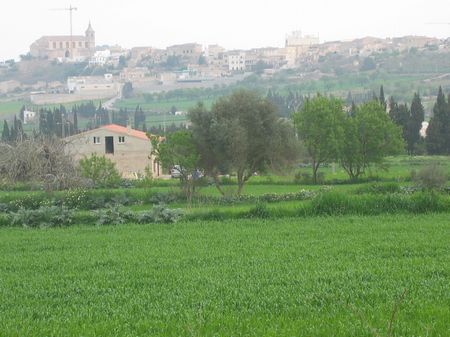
(1, 22, 450, 107)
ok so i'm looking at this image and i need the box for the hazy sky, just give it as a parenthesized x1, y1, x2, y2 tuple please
(1, 0, 449, 60)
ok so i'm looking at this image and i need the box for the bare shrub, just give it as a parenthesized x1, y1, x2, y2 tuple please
(0, 137, 84, 190)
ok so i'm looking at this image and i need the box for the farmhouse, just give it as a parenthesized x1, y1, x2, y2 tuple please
(66, 124, 161, 178)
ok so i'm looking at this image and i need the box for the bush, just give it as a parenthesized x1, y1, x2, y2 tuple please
(294, 171, 312, 184)
(247, 202, 270, 219)
(311, 192, 356, 216)
(79, 154, 122, 188)
(9, 206, 74, 228)
(133, 166, 154, 188)
(10, 194, 51, 211)
(355, 182, 401, 195)
(144, 191, 181, 205)
(294, 171, 324, 185)
(62, 188, 90, 209)
(413, 164, 448, 190)
(93, 205, 133, 226)
(136, 204, 183, 224)
(0, 203, 8, 212)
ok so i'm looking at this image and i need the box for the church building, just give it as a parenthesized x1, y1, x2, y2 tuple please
(30, 22, 95, 60)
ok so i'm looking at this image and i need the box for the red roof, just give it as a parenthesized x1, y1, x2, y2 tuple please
(101, 124, 149, 141)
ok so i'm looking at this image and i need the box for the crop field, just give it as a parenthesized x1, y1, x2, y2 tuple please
(115, 97, 215, 113)
(0, 100, 27, 117)
(0, 214, 449, 336)
(0, 156, 449, 336)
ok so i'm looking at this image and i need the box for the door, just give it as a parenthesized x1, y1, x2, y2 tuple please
(105, 136, 114, 154)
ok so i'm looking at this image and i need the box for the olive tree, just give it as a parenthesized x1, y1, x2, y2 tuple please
(190, 90, 296, 195)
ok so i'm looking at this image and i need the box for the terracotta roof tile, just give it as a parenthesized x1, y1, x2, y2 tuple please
(101, 124, 149, 140)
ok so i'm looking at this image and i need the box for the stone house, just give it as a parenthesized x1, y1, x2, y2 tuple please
(66, 124, 161, 178)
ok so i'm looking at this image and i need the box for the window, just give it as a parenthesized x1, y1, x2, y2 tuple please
(93, 136, 101, 144)
(53, 42, 56, 49)
(118, 136, 125, 144)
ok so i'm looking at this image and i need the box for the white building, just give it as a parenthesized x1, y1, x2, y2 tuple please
(285, 30, 320, 67)
(226, 51, 246, 71)
(23, 110, 37, 124)
(89, 50, 111, 66)
(67, 74, 118, 95)
(285, 30, 319, 47)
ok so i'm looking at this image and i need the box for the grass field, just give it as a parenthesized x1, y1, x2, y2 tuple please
(0, 100, 27, 117)
(0, 214, 449, 336)
(115, 97, 215, 113)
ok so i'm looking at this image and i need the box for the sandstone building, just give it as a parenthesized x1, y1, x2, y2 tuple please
(30, 22, 95, 60)
(66, 124, 161, 179)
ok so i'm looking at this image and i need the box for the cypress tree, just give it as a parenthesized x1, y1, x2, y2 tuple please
(379, 85, 386, 111)
(349, 101, 357, 117)
(426, 87, 449, 154)
(406, 93, 425, 155)
(134, 106, 140, 129)
(10, 115, 18, 141)
(73, 110, 78, 133)
(1, 120, 10, 142)
(15, 118, 24, 142)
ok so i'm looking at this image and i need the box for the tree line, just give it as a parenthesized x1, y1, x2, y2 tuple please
(153, 85, 450, 196)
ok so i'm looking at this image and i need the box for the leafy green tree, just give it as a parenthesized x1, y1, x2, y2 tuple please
(122, 82, 133, 99)
(339, 101, 404, 181)
(406, 93, 425, 154)
(118, 55, 127, 69)
(151, 130, 200, 204)
(360, 57, 376, 71)
(426, 87, 449, 154)
(293, 95, 345, 184)
(79, 154, 121, 187)
(190, 90, 285, 195)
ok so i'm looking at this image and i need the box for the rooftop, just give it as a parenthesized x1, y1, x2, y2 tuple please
(101, 124, 149, 140)
(68, 124, 149, 141)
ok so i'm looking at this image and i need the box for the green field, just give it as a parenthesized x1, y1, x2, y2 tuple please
(1, 156, 450, 336)
(115, 97, 215, 113)
(0, 100, 27, 117)
(0, 214, 449, 336)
